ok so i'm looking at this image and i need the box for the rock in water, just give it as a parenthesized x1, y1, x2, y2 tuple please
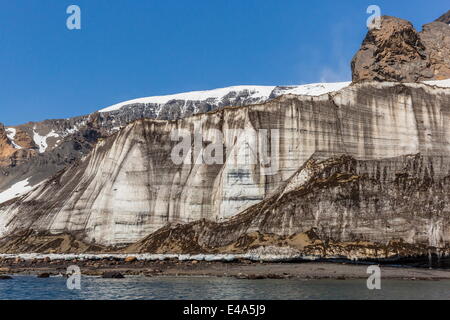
(37, 273, 50, 278)
(0, 275, 12, 280)
(352, 14, 450, 82)
(102, 272, 125, 279)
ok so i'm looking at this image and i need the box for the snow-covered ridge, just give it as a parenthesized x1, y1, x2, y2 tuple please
(100, 85, 276, 113)
(99, 82, 352, 113)
(424, 79, 450, 88)
(98, 79, 450, 114)
(277, 82, 351, 96)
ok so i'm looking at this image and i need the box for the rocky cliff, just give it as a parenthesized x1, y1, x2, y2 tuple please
(127, 154, 450, 261)
(0, 124, 37, 168)
(352, 14, 450, 82)
(1, 81, 450, 262)
(436, 10, 450, 24)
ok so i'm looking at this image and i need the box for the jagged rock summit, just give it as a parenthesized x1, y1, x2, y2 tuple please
(0, 123, 37, 168)
(436, 10, 450, 24)
(352, 12, 450, 82)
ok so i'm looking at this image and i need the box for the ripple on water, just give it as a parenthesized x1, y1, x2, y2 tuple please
(0, 276, 449, 300)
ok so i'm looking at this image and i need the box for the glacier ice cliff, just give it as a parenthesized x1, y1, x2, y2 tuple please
(0, 81, 449, 262)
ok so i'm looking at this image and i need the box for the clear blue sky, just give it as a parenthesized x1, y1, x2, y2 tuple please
(0, 0, 448, 125)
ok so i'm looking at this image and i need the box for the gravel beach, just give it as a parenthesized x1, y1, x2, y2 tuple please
(1, 258, 450, 281)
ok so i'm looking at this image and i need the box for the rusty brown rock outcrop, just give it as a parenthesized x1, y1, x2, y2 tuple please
(352, 14, 450, 82)
(0, 124, 37, 168)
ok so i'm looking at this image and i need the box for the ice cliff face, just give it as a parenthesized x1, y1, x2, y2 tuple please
(1, 81, 449, 257)
(0, 83, 349, 202)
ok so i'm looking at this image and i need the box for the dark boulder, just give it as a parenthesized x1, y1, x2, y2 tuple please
(37, 273, 50, 278)
(101, 271, 125, 279)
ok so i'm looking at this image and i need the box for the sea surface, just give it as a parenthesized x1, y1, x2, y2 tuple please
(0, 276, 449, 300)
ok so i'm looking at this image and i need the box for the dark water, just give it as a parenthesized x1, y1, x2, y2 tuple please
(0, 276, 449, 300)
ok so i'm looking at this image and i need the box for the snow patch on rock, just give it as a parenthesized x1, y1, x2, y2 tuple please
(0, 178, 33, 204)
(33, 130, 60, 153)
(279, 82, 352, 96)
(5, 128, 22, 149)
(99, 86, 277, 113)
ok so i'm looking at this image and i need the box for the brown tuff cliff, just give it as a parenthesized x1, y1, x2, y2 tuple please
(0, 124, 37, 167)
(352, 14, 450, 82)
(125, 154, 450, 262)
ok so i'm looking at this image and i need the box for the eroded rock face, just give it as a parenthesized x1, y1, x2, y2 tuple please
(0, 82, 449, 258)
(351, 15, 450, 82)
(127, 154, 450, 260)
(0, 116, 110, 195)
(0, 124, 18, 167)
(421, 22, 450, 80)
(0, 124, 37, 168)
(0, 230, 107, 254)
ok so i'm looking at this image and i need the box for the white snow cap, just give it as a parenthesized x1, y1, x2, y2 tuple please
(99, 86, 276, 113)
(98, 82, 353, 113)
(424, 79, 450, 88)
(280, 82, 351, 96)
(97, 79, 449, 114)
